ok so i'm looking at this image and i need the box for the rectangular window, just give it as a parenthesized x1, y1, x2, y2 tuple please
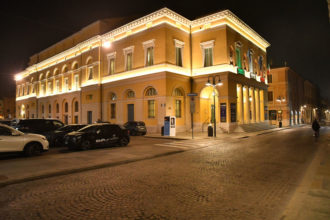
(110, 103, 116, 119)
(88, 67, 93, 80)
(41, 84, 45, 95)
(268, 74, 272, 83)
(27, 85, 30, 95)
(176, 47, 183, 67)
(64, 78, 69, 91)
(74, 115, 78, 124)
(87, 111, 93, 124)
(48, 82, 52, 94)
(236, 48, 242, 68)
(148, 100, 155, 118)
(32, 84, 35, 93)
(268, 91, 273, 102)
(126, 53, 132, 71)
(74, 75, 79, 90)
(175, 100, 181, 118)
(146, 47, 154, 66)
(109, 58, 115, 75)
(269, 110, 277, 120)
(204, 48, 213, 67)
(86, 94, 93, 100)
(56, 80, 60, 92)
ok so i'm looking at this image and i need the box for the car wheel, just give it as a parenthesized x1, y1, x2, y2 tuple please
(24, 142, 42, 156)
(81, 140, 91, 150)
(119, 137, 129, 146)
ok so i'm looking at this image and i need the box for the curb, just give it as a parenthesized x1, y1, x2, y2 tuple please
(0, 149, 184, 188)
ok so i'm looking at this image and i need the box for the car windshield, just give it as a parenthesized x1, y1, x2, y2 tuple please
(57, 125, 73, 131)
(78, 125, 98, 133)
(137, 122, 145, 126)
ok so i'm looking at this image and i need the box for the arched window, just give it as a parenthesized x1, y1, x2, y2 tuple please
(174, 88, 184, 96)
(49, 104, 51, 113)
(127, 90, 135, 98)
(145, 87, 157, 96)
(72, 62, 79, 70)
(62, 65, 68, 73)
(65, 103, 68, 113)
(74, 101, 79, 112)
(41, 104, 44, 114)
(56, 103, 59, 113)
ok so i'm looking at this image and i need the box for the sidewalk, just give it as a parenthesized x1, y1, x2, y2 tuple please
(281, 128, 330, 220)
(145, 127, 290, 140)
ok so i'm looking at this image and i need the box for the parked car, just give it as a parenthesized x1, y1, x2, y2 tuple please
(123, 121, 147, 136)
(53, 124, 86, 146)
(0, 124, 49, 156)
(14, 119, 64, 146)
(64, 123, 130, 150)
(0, 120, 11, 126)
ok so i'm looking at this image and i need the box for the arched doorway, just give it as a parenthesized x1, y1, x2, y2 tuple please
(200, 86, 219, 130)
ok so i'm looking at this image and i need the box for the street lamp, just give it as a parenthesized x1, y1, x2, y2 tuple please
(276, 96, 285, 126)
(205, 75, 222, 137)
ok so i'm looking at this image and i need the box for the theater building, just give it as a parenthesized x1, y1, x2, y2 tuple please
(15, 8, 270, 134)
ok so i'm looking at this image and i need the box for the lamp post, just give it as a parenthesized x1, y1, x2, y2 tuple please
(205, 75, 222, 137)
(276, 96, 285, 126)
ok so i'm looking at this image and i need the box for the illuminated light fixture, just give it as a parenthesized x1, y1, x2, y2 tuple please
(249, 97, 252, 102)
(216, 79, 223, 86)
(146, 22, 153, 28)
(103, 41, 111, 48)
(205, 79, 212, 86)
(15, 74, 23, 81)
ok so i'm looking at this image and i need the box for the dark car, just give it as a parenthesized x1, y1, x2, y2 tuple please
(123, 121, 147, 136)
(15, 119, 64, 146)
(54, 124, 87, 147)
(0, 120, 11, 126)
(64, 123, 130, 150)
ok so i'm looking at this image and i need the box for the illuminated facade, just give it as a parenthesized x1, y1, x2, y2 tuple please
(268, 67, 320, 126)
(16, 8, 270, 133)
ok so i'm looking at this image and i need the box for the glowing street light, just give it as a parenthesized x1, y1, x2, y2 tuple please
(205, 75, 222, 137)
(103, 41, 111, 48)
(15, 74, 22, 81)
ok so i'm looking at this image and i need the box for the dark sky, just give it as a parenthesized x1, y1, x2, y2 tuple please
(1, 0, 329, 99)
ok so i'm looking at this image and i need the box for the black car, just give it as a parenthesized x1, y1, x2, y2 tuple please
(0, 120, 11, 126)
(54, 124, 87, 147)
(124, 121, 147, 136)
(64, 123, 130, 150)
(15, 119, 64, 146)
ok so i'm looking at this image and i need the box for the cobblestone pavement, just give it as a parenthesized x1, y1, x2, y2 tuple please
(0, 127, 328, 220)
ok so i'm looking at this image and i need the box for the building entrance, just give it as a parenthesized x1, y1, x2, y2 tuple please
(127, 104, 134, 122)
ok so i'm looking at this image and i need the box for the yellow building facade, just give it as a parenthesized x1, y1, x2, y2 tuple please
(268, 67, 320, 126)
(16, 8, 270, 134)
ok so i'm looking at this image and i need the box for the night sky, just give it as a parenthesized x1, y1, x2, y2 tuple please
(1, 0, 329, 99)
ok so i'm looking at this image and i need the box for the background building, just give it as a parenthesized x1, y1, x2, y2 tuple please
(268, 67, 320, 126)
(15, 8, 270, 134)
(0, 96, 16, 119)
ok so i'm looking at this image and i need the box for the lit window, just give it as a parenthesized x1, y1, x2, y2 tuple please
(56, 80, 60, 92)
(127, 90, 135, 98)
(64, 78, 69, 91)
(48, 81, 52, 94)
(123, 46, 134, 71)
(74, 75, 79, 90)
(143, 40, 155, 67)
(148, 100, 155, 118)
(107, 52, 116, 75)
(247, 49, 254, 72)
(200, 40, 214, 67)
(174, 39, 184, 67)
(88, 67, 93, 80)
(145, 87, 157, 96)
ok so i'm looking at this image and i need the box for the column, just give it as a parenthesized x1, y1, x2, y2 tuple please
(243, 86, 250, 124)
(237, 84, 244, 124)
(260, 89, 265, 121)
(250, 87, 256, 123)
(255, 88, 260, 122)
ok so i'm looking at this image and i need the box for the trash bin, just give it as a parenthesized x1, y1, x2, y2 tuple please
(279, 121, 282, 128)
(161, 126, 164, 136)
(208, 125, 213, 137)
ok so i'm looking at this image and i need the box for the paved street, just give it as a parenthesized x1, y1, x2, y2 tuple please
(0, 126, 329, 219)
